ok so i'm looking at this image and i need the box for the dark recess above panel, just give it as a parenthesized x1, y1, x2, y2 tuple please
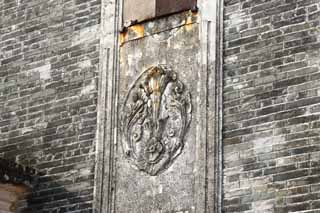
(123, 0, 197, 26)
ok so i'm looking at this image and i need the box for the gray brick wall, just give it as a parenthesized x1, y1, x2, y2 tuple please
(0, 0, 100, 212)
(1, 0, 320, 212)
(223, 0, 320, 212)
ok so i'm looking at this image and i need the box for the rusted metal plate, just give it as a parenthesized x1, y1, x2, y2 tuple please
(123, 0, 197, 26)
(156, 0, 197, 17)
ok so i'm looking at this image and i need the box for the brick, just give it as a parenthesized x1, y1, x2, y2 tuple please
(273, 15, 306, 29)
(274, 76, 308, 89)
(273, 169, 309, 182)
(228, 35, 259, 48)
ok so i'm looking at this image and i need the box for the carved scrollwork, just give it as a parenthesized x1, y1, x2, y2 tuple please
(121, 65, 192, 175)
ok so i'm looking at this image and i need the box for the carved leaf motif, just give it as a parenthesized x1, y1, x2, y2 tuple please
(121, 65, 192, 176)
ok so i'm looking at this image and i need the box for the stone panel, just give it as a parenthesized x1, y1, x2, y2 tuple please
(117, 13, 200, 212)
(96, 0, 224, 211)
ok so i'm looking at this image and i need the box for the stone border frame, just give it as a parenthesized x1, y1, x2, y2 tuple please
(94, 0, 122, 211)
(196, 0, 224, 211)
(94, 0, 224, 212)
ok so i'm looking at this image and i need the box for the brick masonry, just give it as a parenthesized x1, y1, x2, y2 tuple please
(0, 0, 100, 212)
(1, 0, 320, 212)
(223, 0, 320, 212)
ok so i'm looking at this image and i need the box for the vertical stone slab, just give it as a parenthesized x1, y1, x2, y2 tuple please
(96, 0, 223, 212)
(94, 0, 121, 212)
(118, 13, 199, 212)
(197, 0, 224, 211)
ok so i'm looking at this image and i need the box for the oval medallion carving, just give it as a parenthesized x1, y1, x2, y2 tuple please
(121, 65, 192, 175)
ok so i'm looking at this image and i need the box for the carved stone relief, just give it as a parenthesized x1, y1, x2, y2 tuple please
(121, 65, 192, 175)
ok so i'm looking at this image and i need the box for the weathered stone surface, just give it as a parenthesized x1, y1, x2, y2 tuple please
(121, 65, 192, 176)
(95, 1, 224, 210)
(117, 13, 200, 212)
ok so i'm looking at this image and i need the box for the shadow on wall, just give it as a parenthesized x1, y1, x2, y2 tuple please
(0, 158, 91, 213)
(23, 177, 90, 213)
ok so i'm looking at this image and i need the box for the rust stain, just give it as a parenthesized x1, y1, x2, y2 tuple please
(120, 31, 127, 46)
(130, 24, 145, 38)
(146, 67, 161, 122)
(185, 16, 193, 31)
(119, 24, 144, 45)
(191, 10, 198, 16)
(150, 77, 160, 94)
(144, 67, 161, 95)
(147, 67, 161, 78)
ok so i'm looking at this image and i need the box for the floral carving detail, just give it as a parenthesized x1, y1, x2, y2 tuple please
(121, 65, 192, 175)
